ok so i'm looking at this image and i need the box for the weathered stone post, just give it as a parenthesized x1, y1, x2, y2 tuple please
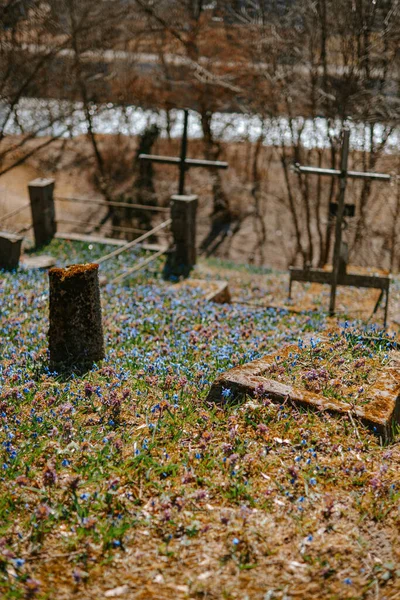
(169, 194, 198, 277)
(28, 178, 56, 247)
(48, 264, 105, 370)
(0, 231, 23, 270)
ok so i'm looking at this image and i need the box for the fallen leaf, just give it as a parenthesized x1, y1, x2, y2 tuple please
(104, 585, 129, 597)
(198, 571, 213, 581)
(273, 437, 291, 445)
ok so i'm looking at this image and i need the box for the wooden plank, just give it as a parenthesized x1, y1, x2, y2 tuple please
(139, 154, 229, 169)
(55, 196, 168, 212)
(21, 255, 56, 269)
(289, 267, 390, 290)
(342, 273, 390, 290)
(289, 267, 332, 285)
(296, 165, 390, 181)
(55, 232, 127, 247)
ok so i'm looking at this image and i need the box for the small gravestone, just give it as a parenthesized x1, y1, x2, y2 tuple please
(207, 339, 400, 442)
(48, 263, 105, 370)
(0, 231, 23, 270)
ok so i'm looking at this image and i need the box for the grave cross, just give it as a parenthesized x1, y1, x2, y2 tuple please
(293, 126, 391, 319)
(139, 109, 228, 195)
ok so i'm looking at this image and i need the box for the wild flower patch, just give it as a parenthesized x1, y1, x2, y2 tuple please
(261, 330, 393, 406)
(0, 240, 400, 599)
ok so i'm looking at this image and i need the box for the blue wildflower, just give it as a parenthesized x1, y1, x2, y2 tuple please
(14, 558, 25, 568)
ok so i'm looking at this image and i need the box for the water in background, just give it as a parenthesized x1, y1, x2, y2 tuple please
(1, 97, 399, 153)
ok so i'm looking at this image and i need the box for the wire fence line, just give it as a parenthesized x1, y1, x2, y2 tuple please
(55, 195, 169, 213)
(15, 224, 33, 234)
(97, 218, 172, 265)
(56, 218, 170, 237)
(110, 248, 168, 284)
(1, 190, 173, 280)
(1, 193, 170, 239)
(0, 203, 31, 224)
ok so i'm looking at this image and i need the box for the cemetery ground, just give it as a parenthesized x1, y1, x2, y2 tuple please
(2, 240, 400, 599)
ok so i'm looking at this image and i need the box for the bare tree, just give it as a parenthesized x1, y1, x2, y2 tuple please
(236, 0, 400, 268)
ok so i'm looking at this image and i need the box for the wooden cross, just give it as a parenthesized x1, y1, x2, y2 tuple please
(139, 108, 228, 195)
(290, 127, 392, 324)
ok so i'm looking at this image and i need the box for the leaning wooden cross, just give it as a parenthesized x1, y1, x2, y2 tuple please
(139, 108, 229, 275)
(138, 108, 228, 195)
(289, 127, 391, 326)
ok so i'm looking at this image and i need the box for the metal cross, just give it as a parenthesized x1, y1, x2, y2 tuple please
(139, 108, 228, 195)
(293, 126, 391, 319)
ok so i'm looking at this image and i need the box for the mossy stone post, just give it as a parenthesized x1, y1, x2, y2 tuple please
(49, 264, 105, 370)
(28, 178, 56, 248)
(169, 194, 198, 277)
(0, 231, 23, 270)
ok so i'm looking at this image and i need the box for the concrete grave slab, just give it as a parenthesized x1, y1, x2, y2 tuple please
(175, 278, 231, 304)
(0, 231, 23, 271)
(21, 255, 56, 269)
(207, 343, 400, 442)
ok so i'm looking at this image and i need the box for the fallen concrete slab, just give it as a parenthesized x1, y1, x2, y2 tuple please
(207, 343, 400, 442)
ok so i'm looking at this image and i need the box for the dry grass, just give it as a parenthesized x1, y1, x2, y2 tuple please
(1, 240, 400, 599)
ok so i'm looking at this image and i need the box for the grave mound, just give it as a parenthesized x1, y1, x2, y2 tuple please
(207, 330, 400, 441)
(261, 333, 387, 406)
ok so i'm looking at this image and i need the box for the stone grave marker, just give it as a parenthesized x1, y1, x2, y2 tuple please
(48, 263, 105, 370)
(207, 337, 400, 442)
(0, 231, 23, 271)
